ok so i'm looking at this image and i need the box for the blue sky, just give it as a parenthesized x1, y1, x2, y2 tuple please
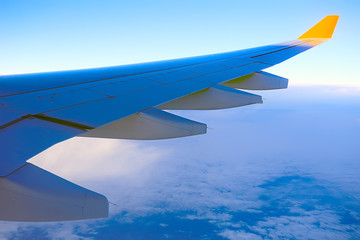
(0, 0, 359, 85)
(0, 0, 359, 239)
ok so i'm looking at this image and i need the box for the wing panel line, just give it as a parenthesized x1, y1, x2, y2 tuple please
(0, 41, 304, 98)
(0, 114, 93, 131)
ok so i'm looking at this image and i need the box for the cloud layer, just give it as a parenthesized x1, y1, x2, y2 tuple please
(1, 85, 359, 239)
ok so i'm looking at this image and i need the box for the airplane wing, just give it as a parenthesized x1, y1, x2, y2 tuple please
(0, 15, 339, 222)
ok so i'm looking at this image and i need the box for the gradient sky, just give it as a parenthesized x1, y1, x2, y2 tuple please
(0, 1, 359, 239)
(0, 0, 359, 86)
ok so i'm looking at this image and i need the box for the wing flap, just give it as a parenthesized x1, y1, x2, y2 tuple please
(222, 71, 288, 90)
(80, 108, 206, 140)
(0, 163, 108, 222)
(159, 85, 262, 110)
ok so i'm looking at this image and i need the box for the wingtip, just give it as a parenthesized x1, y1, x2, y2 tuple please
(298, 15, 339, 39)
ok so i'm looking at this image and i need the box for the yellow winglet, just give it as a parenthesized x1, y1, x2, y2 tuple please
(298, 15, 339, 39)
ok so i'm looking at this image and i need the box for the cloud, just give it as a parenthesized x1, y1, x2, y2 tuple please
(0, 221, 96, 240)
(43, 223, 94, 240)
(252, 211, 351, 240)
(1, 85, 359, 239)
(29, 137, 170, 182)
(219, 230, 262, 240)
(0, 222, 19, 240)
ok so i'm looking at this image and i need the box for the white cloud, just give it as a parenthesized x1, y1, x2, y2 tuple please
(29, 137, 170, 182)
(44, 223, 94, 240)
(1, 85, 359, 239)
(0, 222, 20, 240)
(219, 230, 262, 240)
(252, 211, 351, 240)
(0, 221, 96, 240)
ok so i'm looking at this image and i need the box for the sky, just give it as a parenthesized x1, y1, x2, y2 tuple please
(0, 0, 359, 239)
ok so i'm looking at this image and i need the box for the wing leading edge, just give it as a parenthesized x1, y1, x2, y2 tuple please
(0, 16, 339, 221)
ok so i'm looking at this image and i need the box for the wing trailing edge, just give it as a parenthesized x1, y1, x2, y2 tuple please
(159, 85, 262, 110)
(80, 108, 207, 140)
(0, 163, 108, 222)
(221, 71, 288, 90)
